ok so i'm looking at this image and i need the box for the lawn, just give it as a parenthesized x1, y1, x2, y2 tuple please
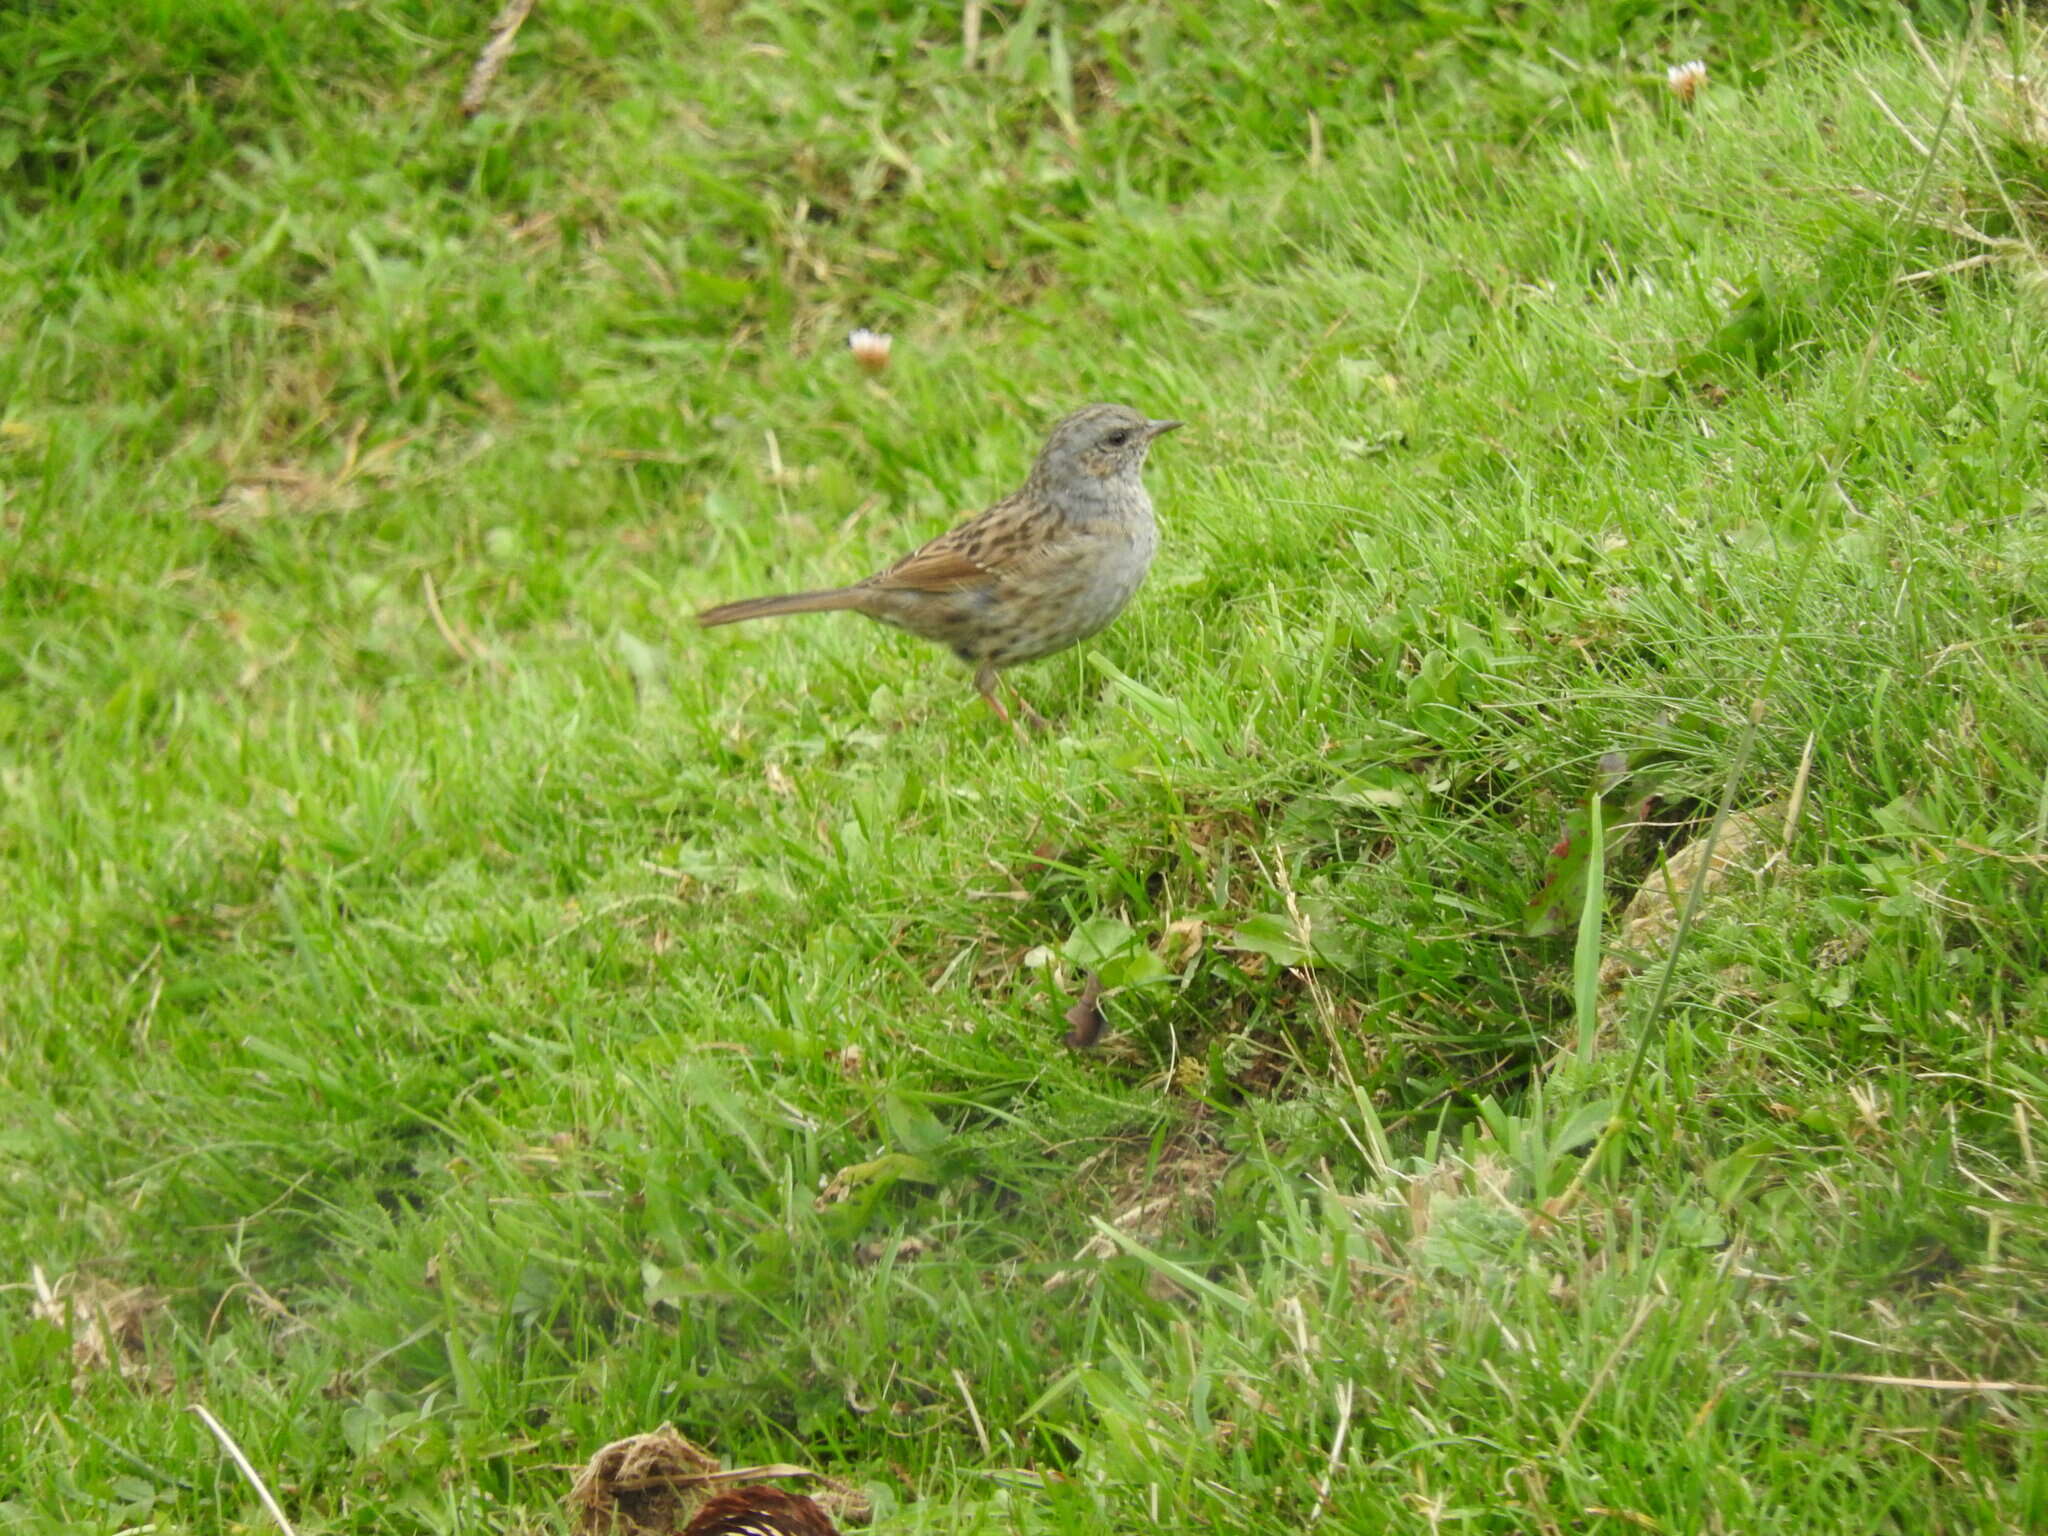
(3, 1, 2046, 1531)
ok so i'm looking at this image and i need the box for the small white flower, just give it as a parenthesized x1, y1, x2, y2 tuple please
(847, 328, 893, 373)
(1667, 59, 1707, 105)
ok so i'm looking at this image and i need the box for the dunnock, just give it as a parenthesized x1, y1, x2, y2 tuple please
(697, 402, 1181, 731)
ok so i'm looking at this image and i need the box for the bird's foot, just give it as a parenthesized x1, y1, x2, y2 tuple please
(1011, 689, 1052, 733)
(976, 666, 1046, 741)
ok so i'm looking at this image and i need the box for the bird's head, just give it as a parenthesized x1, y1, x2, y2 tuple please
(1031, 402, 1183, 487)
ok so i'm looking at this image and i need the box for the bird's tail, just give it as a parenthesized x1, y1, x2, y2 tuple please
(696, 586, 865, 627)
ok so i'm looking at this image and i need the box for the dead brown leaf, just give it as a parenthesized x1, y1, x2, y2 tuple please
(1600, 803, 1784, 997)
(1062, 972, 1105, 1049)
(29, 1267, 165, 1384)
(1044, 1135, 1231, 1292)
(566, 1426, 722, 1535)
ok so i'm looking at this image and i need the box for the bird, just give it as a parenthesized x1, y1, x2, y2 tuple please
(697, 402, 1182, 733)
(682, 1485, 842, 1536)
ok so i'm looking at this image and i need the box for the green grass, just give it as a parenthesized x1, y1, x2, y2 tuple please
(4, 1, 2047, 1531)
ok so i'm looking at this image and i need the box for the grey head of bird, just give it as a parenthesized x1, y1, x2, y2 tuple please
(1026, 402, 1184, 499)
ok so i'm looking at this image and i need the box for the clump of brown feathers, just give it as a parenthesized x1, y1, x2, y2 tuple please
(683, 1487, 842, 1536)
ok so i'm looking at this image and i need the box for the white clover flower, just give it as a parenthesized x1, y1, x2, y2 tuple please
(847, 328, 893, 373)
(1667, 59, 1707, 105)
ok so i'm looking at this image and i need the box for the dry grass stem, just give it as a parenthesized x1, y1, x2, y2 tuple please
(463, 0, 539, 117)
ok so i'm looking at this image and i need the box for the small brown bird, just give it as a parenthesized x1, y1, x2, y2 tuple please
(697, 402, 1181, 731)
(682, 1486, 841, 1536)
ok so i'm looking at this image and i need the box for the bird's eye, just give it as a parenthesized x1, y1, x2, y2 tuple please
(1104, 430, 1130, 447)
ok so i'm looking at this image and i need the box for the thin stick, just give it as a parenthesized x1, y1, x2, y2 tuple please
(1894, 253, 2001, 284)
(1781, 731, 1816, 845)
(1307, 1379, 1354, 1523)
(188, 1403, 298, 1535)
(422, 572, 474, 663)
(962, 1, 983, 67)
(1864, 82, 1931, 157)
(952, 1368, 992, 1457)
(1779, 1370, 2048, 1394)
(463, 0, 539, 118)
(607, 1462, 817, 1491)
(1555, 1296, 1659, 1455)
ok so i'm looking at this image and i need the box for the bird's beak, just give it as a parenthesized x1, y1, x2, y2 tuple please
(1146, 419, 1185, 439)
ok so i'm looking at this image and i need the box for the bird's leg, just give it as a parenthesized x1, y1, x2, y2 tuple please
(975, 662, 1031, 741)
(1004, 676, 1052, 733)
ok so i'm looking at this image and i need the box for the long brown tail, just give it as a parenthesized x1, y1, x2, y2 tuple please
(696, 586, 865, 627)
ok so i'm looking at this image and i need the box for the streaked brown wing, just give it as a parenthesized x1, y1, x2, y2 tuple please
(682, 1487, 840, 1536)
(867, 532, 992, 593)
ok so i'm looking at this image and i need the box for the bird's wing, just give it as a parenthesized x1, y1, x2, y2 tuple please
(865, 492, 1065, 592)
(866, 527, 995, 593)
